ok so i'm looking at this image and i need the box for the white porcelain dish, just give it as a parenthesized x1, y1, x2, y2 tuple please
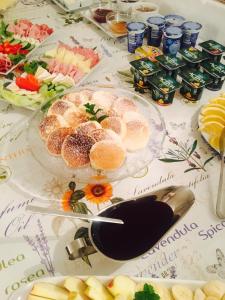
(132, 2, 159, 23)
(8, 275, 206, 300)
(51, 0, 94, 13)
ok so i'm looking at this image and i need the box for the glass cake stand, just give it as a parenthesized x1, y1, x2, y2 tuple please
(0, 87, 166, 201)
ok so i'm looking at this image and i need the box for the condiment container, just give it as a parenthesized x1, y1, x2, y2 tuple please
(199, 40, 225, 63)
(106, 11, 131, 34)
(133, 2, 159, 23)
(149, 74, 181, 105)
(162, 26, 183, 55)
(179, 69, 212, 102)
(90, 3, 114, 23)
(146, 15, 165, 47)
(127, 22, 146, 53)
(135, 45, 163, 62)
(165, 14, 185, 27)
(181, 21, 202, 48)
(201, 60, 225, 91)
(156, 54, 186, 79)
(129, 57, 161, 93)
(179, 47, 207, 69)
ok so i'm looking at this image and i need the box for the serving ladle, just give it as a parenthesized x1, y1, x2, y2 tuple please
(26, 205, 124, 224)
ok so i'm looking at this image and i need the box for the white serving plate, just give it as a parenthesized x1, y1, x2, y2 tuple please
(82, 9, 127, 39)
(8, 275, 206, 300)
(0, 44, 102, 110)
(198, 106, 224, 155)
(52, 0, 94, 13)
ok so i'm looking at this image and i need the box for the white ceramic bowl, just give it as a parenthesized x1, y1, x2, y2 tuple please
(117, 0, 140, 13)
(132, 2, 159, 23)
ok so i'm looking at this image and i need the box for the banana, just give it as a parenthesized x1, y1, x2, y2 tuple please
(203, 281, 225, 298)
(172, 284, 193, 300)
(194, 288, 206, 300)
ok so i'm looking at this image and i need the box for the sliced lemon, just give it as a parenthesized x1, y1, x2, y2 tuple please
(209, 98, 225, 107)
(203, 103, 225, 111)
(201, 106, 225, 119)
(200, 115, 225, 126)
(200, 121, 224, 136)
(209, 135, 220, 150)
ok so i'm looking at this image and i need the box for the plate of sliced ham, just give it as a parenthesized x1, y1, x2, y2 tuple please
(0, 41, 101, 110)
(0, 19, 54, 75)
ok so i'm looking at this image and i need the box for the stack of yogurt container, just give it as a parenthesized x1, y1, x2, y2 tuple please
(127, 14, 203, 55)
(127, 13, 225, 105)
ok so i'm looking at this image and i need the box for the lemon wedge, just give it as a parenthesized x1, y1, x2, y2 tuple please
(200, 121, 224, 136)
(202, 103, 225, 111)
(201, 106, 225, 119)
(209, 98, 225, 107)
(200, 115, 225, 126)
(209, 135, 220, 150)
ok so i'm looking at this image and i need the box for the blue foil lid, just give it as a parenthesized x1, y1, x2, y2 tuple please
(127, 22, 146, 31)
(165, 26, 183, 36)
(165, 14, 185, 22)
(147, 16, 165, 26)
(182, 21, 202, 31)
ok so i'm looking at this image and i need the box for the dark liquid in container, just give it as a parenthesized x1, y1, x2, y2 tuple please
(91, 196, 178, 260)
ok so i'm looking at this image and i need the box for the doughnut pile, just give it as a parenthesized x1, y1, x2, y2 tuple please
(39, 89, 150, 171)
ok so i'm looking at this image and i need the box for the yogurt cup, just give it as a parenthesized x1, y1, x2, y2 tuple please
(201, 60, 225, 91)
(165, 14, 185, 27)
(146, 15, 165, 47)
(135, 45, 163, 62)
(181, 21, 202, 49)
(156, 54, 186, 79)
(148, 74, 181, 106)
(130, 57, 161, 92)
(179, 46, 208, 69)
(179, 68, 212, 102)
(127, 22, 146, 53)
(199, 40, 225, 63)
(162, 26, 183, 55)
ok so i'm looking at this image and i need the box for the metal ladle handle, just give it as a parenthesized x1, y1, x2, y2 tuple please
(216, 127, 225, 219)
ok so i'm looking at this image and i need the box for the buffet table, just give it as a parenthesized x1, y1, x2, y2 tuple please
(0, 0, 225, 299)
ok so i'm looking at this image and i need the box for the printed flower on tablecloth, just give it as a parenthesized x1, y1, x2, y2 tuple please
(84, 183, 113, 204)
(207, 248, 225, 279)
(159, 131, 215, 173)
(21, 0, 47, 7)
(43, 177, 68, 199)
(58, 12, 83, 26)
(0, 165, 11, 184)
(61, 181, 114, 212)
(61, 181, 91, 214)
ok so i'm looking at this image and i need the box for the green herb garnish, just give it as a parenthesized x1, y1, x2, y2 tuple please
(134, 284, 160, 300)
(8, 53, 26, 64)
(24, 60, 47, 74)
(0, 21, 13, 39)
(5, 72, 15, 80)
(84, 103, 108, 123)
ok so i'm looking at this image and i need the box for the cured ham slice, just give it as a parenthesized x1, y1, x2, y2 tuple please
(0, 53, 12, 73)
(8, 19, 53, 42)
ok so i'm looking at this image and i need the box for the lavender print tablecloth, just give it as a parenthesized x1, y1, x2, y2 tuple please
(0, 1, 225, 299)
